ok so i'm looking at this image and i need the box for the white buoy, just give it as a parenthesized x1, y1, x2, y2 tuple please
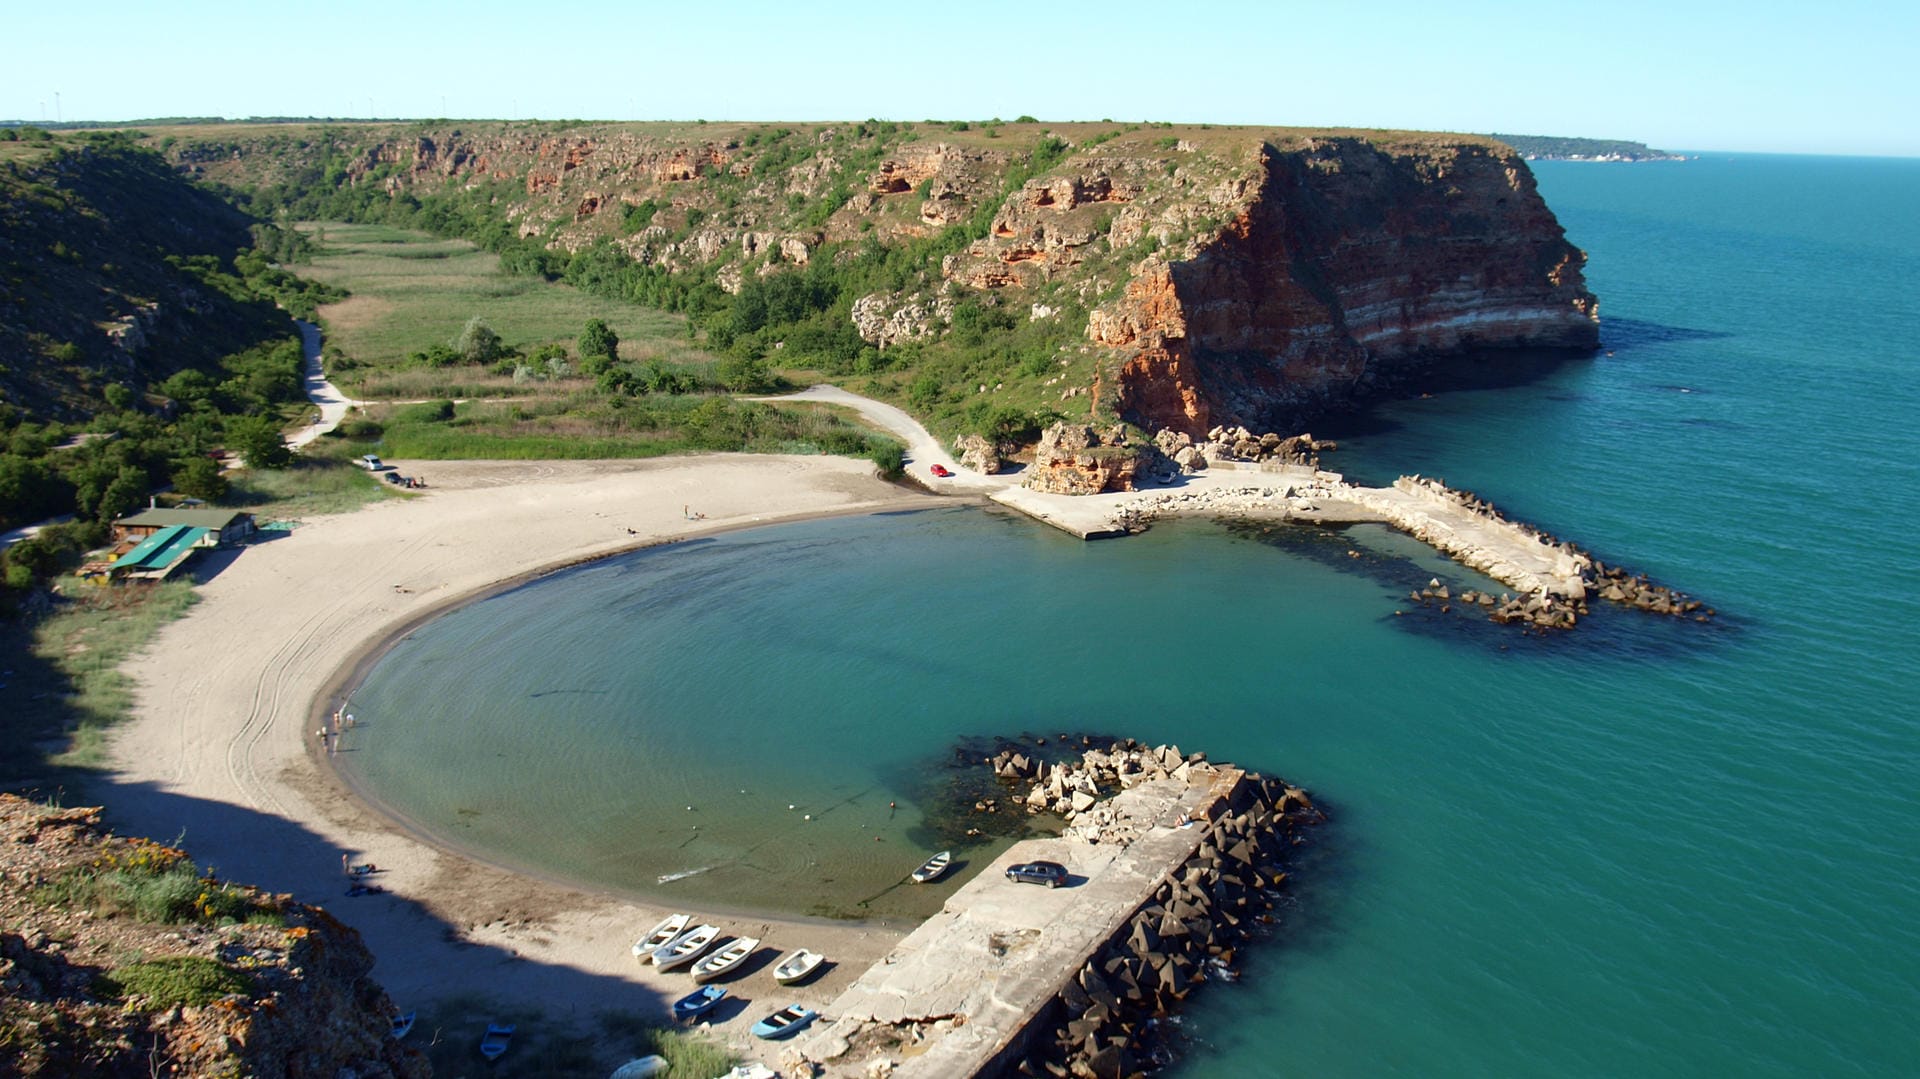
(804, 814, 812, 821)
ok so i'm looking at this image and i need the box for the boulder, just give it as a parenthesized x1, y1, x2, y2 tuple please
(954, 433, 1002, 475)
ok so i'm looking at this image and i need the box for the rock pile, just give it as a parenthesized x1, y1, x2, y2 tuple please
(1411, 577, 1588, 630)
(1149, 426, 1335, 475)
(990, 740, 1212, 829)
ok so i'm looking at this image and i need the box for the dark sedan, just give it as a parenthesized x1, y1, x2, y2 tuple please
(1005, 860, 1070, 888)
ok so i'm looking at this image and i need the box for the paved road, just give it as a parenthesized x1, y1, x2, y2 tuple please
(759, 385, 1017, 494)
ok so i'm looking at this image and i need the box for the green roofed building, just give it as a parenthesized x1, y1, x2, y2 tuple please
(112, 507, 255, 547)
(108, 525, 213, 581)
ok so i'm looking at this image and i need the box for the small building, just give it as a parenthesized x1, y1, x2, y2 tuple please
(108, 525, 211, 581)
(112, 508, 256, 547)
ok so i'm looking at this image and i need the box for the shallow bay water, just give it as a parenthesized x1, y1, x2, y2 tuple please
(342, 154, 1920, 1076)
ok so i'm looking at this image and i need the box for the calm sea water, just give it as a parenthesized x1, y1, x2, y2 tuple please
(341, 154, 1920, 1076)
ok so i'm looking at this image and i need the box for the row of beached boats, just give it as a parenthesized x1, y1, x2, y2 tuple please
(633, 913, 828, 1039)
(631, 914, 830, 985)
(632, 852, 954, 1044)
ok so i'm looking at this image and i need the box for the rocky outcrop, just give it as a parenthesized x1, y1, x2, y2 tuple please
(0, 795, 424, 1079)
(1024, 422, 1154, 494)
(953, 433, 1003, 474)
(1091, 139, 1599, 436)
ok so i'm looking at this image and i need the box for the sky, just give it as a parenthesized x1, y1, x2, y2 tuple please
(5, 0, 1915, 156)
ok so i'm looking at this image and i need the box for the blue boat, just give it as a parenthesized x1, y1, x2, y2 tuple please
(672, 985, 727, 1023)
(751, 1004, 818, 1040)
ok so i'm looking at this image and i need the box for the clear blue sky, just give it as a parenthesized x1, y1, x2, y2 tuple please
(6, 0, 1914, 156)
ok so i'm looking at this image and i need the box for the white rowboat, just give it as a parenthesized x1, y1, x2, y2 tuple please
(911, 850, 952, 883)
(774, 948, 826, 985)
(690, 935, 760, 983)
(652, 923, 721, 971)
(632, 913, 690, 961)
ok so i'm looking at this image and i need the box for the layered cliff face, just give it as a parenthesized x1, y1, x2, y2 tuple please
(1083, 140, 1598, 436)
(166, 122, 1596, 445)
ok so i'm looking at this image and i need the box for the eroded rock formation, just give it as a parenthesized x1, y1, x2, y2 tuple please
(1024, 423, 1153, 494)
(1090, 140, 1599, 436)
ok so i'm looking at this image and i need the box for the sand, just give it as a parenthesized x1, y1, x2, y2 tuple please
(106, 455, 938, 1055)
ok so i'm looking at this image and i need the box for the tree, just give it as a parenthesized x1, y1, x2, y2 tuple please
(455, 317, 504, 365)
(578, 318, 619, 363)
(173, 455, 229, 502)
(96, 466, 149, 524)
(715, 354, 773, 393)
(226, 416, 292, 470)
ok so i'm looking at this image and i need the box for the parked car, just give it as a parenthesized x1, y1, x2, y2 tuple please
(929, 464, 953, 478)
(1005, 860, 1069, 888)
(359, 454, 384, 471)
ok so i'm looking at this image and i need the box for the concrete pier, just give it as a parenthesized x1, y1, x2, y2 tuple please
(786, 768, 1245, 1077)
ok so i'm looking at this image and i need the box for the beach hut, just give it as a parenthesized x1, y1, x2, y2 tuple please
(112, 508, 256, 547)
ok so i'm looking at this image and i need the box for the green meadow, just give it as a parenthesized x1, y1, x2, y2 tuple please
(294, 221, 708, 394)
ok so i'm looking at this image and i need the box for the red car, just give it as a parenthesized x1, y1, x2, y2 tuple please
(929, 464, 953, 478)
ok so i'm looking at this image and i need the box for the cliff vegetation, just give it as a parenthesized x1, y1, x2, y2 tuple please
(0, 793, 426, 1078)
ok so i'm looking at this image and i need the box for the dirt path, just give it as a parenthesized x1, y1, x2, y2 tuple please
(285, 320, 362, 451)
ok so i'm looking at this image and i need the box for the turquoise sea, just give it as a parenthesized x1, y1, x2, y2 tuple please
(340, 154, 1920, 1076)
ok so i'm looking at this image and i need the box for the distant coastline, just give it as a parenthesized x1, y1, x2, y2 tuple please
(1491, 132, 1687, 162)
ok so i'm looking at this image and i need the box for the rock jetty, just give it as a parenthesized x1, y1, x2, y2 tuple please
(1109, 468, 1713, 631)
(788, 741, 1321, 1079)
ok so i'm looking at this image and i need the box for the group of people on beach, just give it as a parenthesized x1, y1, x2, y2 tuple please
(316, 709, 356, 755)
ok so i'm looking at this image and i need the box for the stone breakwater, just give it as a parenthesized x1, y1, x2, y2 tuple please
(784, 742, 1319, 1079)
(1109, 471, 1710, 631)
(992, 744, 1322, 1079)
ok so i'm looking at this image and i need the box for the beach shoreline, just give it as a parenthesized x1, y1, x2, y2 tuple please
(105, 455, 940, 1059)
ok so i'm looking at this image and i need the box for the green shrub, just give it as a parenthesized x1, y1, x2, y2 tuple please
(99, 956, 252, 1009)
(648, 1029, 736, 1077)
(867, 438, 905, 479)
(392, 399, 455, 424)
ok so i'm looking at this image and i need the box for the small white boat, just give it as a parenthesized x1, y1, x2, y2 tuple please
(479, 1022, 514, 1061)
(774, 947, 826, 985)
(652, 923, 721, 971)
(609, 1055, 668, 1079)
(691, 935, 760, 983)
(719, 1066, 778, 1079)
(911, 850, 952, 883)
(390, 1011, 415, 1039)
(632, 913, 690, 961)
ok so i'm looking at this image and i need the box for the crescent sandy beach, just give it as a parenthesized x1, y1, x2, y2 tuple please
(106, 454, 936, 1053)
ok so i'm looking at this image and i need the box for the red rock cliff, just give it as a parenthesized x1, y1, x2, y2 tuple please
(1088, 139, 1598, 436)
